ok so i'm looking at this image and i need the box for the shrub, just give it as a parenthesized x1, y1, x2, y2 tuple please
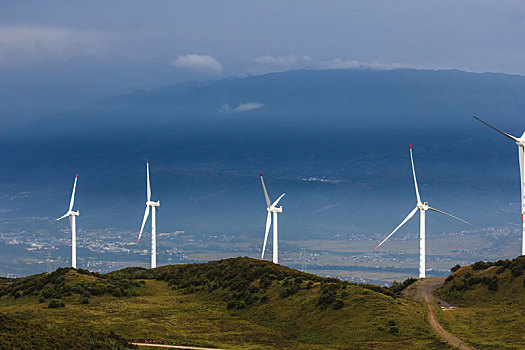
(81, 297, 89, 304)
(48, 299, 65, 308)
(316, 292, 336, 309)
(332, 300, 344, 310)
(389, 278, 417, 295)
(473, 261, 493, 270)
(511, 267, 523, 277)
(389, 326, 399, 334)
(450, 264, 461, 273)
(488, 277, 499, 291)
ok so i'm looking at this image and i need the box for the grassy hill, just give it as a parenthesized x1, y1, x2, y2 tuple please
(0, 312, 135, 349)
(436, 256, 525, 349)
(0, 257, 451, 349)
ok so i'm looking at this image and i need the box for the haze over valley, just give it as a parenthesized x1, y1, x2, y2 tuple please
(1, 68, 523, 284)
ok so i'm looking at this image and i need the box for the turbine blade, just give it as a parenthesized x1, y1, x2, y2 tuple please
(260, 172, 271, 208)
(146, 159, 151, 202)
(427, 207, 471, 225)
(56, 213, 69, 221)
(409, 144, 421, 204)
(272, 193, 285, 207)
(138, 206, 150, 242)
(375, 206, 418, 250)
(261, 212, 272, 260)
(69, 174, 78, 212)
(473, 116, 519, 142)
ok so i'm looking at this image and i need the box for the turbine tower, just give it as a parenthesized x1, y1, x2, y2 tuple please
(260, 172, 285, 264)
(56, 174, 79, 269)
(375, 145, 470, 278)
(474, 116, 525, 256)
(137, 159, 160, 268)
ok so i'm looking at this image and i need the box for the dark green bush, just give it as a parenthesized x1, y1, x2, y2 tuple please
(473, 261, 494, 270)
(511, 267, 523, 277)
(389, 278, 417, 295)
(389, 326, 399, 334)
(451, 264, 461, 273)
(48, 299, 65, 308)
(332, 299, 344, 310)
(316, 292, 336, 309)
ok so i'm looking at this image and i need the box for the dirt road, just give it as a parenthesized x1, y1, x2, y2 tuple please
(420, 277, 474, 350)
(132, 342, 224, 350)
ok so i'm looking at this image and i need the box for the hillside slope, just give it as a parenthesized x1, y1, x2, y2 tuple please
(0, 312, 135, 349)
(436, 256, 525, 349)
(0, 257, 451, 349)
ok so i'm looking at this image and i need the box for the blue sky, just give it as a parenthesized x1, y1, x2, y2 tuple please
(1, 1, 525, 129)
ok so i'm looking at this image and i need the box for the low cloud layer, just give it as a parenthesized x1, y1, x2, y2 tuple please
(321, 58, 452, 71)
(253, 54, 311, 67)
(171, 54, 222, 73)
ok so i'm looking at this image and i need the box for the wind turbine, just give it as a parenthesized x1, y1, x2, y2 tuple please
(375, 145, 470, 278)
(260, 172, 285, 264)
(474, 116, 525, 255)
(137, 159, 160, 268)
(56, 174, 79, 269)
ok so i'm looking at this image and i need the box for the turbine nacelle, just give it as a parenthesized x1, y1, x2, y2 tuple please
(56, 210, 79, 221)
(146, 200, 160, 207)
(268, 206, 283, 213)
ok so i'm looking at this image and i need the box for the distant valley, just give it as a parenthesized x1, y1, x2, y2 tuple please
(1, 68, 524, 281)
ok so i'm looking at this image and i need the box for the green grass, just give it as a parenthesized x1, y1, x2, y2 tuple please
(0, 257, 450, 349)
(436, 256, 525, 349)
(0, 312, 135, 349)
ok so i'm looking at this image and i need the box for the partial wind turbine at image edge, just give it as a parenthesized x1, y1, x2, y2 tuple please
(137, 159, 160, 268)
(375, 144, 471, 278)
(473, 116, 525, 256)
(260, 172, 285, 264)
(56, 174, 79, 269)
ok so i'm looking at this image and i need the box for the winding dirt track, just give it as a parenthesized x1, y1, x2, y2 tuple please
(420, 278, 474, 350)
(132, 343, 224, 350)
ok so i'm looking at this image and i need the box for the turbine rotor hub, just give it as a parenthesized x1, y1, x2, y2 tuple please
(418, 202, 429, 210)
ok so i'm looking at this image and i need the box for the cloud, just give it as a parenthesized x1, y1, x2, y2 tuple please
(171, 54, 222, 73)
(0, 25, 103, 64)
(253, 54, 311, 67)
(220, 102, 265, 113)
(321, 58, 452, 71)
(234, 103, 264, 113)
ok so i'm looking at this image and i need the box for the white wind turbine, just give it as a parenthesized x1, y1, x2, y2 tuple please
(375, 144, 471, 278)
(260, 172, 285, 264)
(474, 116, 525, 255)
(56, 174, 79, 269)
(137, 159, 160, 268)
